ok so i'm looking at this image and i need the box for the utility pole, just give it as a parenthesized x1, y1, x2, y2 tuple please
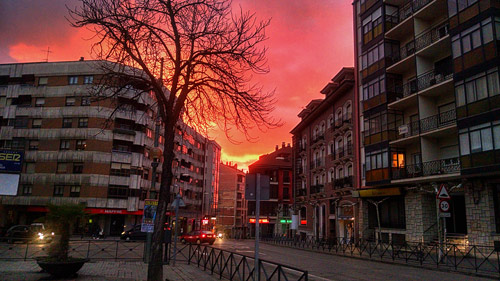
(255, 173, 261, 281)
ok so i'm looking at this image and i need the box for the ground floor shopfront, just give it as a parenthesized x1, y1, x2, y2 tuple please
(356, 177, 500, 247)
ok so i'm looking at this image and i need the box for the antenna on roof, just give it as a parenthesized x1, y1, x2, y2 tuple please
(42, 47, 52, 62)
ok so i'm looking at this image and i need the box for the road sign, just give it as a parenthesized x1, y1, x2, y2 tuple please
(439, 212, 451, 218)
(171, 197, 185, 208)
(439, 199, 450, 212)
(437, 184, 451, 199)
(245, 173, 270, 200)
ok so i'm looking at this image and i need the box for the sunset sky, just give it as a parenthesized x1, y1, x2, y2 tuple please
(0, 0, 354, 171)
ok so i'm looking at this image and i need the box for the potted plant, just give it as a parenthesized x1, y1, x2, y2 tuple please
(36, 203, 89, 278)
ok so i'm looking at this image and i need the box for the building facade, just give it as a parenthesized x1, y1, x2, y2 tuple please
(291, 68, 357, 241)
(217, 163, 247, 238)
(0, 60, 220, 236)
(353, 0, 500, 245)
(248, 143, 293, 237)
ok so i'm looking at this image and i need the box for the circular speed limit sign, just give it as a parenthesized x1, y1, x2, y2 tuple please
(439, 199, 450, 212)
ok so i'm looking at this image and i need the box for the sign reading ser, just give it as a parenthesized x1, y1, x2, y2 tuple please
(0, 150, 24, 172)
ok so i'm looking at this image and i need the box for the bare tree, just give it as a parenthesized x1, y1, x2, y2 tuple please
(68, 0, 278, 280)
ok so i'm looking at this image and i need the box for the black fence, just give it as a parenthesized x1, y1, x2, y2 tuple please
(0, 238, 145, 261)
(264, 237, 500, 279)
(173, 243, 308, 281)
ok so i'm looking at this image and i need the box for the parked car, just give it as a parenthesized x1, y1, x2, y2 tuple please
(120, 225, 147, 241)
(5, 224, 54, 243)
(180, 230, 216, 245)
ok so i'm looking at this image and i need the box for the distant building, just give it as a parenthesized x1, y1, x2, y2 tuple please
(0, 60, 219, 235)
(217, 163, 247, 238)
(291, 68, 357, 241)
(248, 143, 293, 237)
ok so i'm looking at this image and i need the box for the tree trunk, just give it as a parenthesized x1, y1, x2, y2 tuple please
(147, 122, 175, 281)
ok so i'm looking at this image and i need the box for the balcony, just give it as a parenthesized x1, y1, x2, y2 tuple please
(392, 156, 460, 180)
(296, 189, 307, 197)
(333, 176, 353, 189)
(415, 20, 449, 55)
(311, 134, 325, 146)
(310, 159, 324, 171)
(420, 109, 456, 134)
(310, 184, 324, 194)
(386, 0, 434, 33)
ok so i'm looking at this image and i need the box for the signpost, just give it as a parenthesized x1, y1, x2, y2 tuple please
(245, 173, 270, 281)
(436, 184, 451, 253)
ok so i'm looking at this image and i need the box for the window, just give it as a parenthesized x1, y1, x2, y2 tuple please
(78, 118, 88, 128)
(448, 0, 479, 17)
(365, 149, 389, 171)
(76, 140, 86, 151)
(38, 77, 48, 85)
(25, 163, 35, 174)
(368, 196, 406, 229)
(28, 140, 39, 150)
(57, 163, 67, 173)
(81, 96, 91, 106)
(53, 185, 64, 197)
(32, 119, 42, 128)
(455, 67, 500, 106)
(35, 98, 45, 107)
(14, 118, 29, 128)
(108, 185, 129, 198)
(110, 162, 131, 177)
(62, 118, 73, 128)
(65, 97, 76, 106)
(11, 138, 25, 149)
(362, 75, 386, 100)
(451, 18, 494, 58)
(362, 7, 382, 43)
(60, 140, 70, 150)
(68, 76, 78, 85)
(70, 186, 81, 197)
(22, 184, 32, 196)
(459, 122, 500, 155)
(73, 163, 84, 174)
(392, 152, 405, 168)
(361, 41, 385, 71)
(83, 75, 93, 84)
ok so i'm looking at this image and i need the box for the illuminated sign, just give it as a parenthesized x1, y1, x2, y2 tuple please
(249, 218, 269, 224)
(279, 219, 292, 224)
(0, 150, 24, 172)
(202, 219, 209, 225)
(300, 220, 307, 225)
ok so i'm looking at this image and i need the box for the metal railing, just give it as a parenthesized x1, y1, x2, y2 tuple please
(333, 176, 353, 189)
(296, 189, 307, 197)
(310, 184, 324, 194)
(415, 21, 449, 51)
(386, 0, 433, 32)
(181, 243, 308, 281)
(392, 157, 460, 180)
(420, 109, 456, 134)
(0, 238, 145, 261)
(264, 236, 500, 279)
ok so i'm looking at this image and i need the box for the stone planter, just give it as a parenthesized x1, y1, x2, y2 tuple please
(36, 257, 89, 278)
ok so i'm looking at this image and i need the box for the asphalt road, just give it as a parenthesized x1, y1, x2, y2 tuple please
(211, 239, 495, 281)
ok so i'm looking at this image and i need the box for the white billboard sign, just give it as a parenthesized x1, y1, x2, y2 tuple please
(0, 174, 20, 195)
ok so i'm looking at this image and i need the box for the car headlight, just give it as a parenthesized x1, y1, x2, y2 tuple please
(51, 232, 55, 236)
(121, 231, 126, 235)
(38, 233, 44, 240)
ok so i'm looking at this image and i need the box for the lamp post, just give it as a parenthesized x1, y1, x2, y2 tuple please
(145, 120, 161, 263)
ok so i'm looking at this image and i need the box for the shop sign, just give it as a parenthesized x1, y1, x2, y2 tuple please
(249, 218, 269, 224)
(141, 200, 158, 233)
(356, 187, 401, 198)
(279, 219, 292, 224)
(0, 150, 24, 172)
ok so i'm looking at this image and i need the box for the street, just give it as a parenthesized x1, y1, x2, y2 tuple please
(211, 239, 495, 281)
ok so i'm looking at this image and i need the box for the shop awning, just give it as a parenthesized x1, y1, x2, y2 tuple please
(352, 187, 401, 198)
(27, 206, 143, 215)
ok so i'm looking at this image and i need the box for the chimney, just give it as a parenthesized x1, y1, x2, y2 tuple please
(275, 145, 278, 151)
(79, 57, 84, 61)
(287, 143, 291, 147)
(282, 142, 285, 148)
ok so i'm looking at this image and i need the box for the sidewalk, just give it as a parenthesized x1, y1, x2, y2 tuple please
(0, 260, 226, 281)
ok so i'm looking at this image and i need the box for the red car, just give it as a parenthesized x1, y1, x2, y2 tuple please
(180, 230, 216, 245)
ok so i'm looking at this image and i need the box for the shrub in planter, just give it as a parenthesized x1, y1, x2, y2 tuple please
(36, 203, 89, 278)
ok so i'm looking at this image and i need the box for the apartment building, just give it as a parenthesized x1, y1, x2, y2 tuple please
(248, 143, 293, 237)
(354, 0, 500, 245)
(0, 60, 220, 235)
(217, 163, 247, 238)
(291, 68, 357, 241)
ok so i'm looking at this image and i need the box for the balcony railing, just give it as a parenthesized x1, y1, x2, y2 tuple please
(311, 134, 325, 145)
(392, 157, 460, 180)
(333, 176, 353, 189)
(310, 159, 324, 170)
(310, 184, 324, 194)
(330, 144, 353, 160)
(333, 113, 352, 129)
(415, 21, 449, 51)
(393, 69, 453, 99)
(420, 109, 456, 134)
(296, 188, 307, 197)
(386, 0, 433, 32)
